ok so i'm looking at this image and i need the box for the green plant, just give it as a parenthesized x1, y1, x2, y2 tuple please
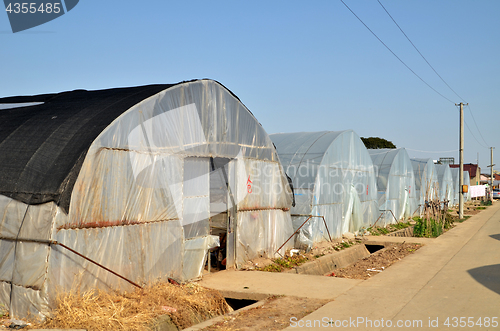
(413, 217, 443, 238)
(477, 206, 486, 210)
(457, 215, 471, 223)
(259, 253, 309, 272)
(0, 303, 7, 318)
(481, 200, 492, 206)
(390, 222, 411, 230)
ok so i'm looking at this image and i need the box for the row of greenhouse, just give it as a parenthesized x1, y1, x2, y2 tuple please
(0, 79, 474, 318)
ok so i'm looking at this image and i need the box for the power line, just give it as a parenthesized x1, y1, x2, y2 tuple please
(464, 117, 488, 149)
(378, 0, 491, 148)
(377, 0, 466, 102)
(466, 104, 490, 147)
(339, 0, 455, 104)
(406, 148, 458, 154)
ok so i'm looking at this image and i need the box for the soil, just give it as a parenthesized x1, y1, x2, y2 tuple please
(240, 238, 363, 272)
(201, 242, 422, 330)
(201, 296, 330, 331)
(449, 200, 489, 219)
(331, 243, 422, 280)
(1, 202, 489, 331)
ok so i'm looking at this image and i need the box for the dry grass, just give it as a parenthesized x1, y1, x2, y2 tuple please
(32, 282, 230, 331)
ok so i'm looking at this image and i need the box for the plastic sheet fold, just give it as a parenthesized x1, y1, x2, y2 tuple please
(0, 80, 294, 319)
(435, 164, 455, 206)
(271, 130, 379, 248)
(410, 158, 439, 215)
(369, 148, 418, 225)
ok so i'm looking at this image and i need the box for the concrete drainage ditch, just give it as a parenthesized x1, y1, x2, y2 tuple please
(151, 296, 262, 331)
(285, 243, 387, 276)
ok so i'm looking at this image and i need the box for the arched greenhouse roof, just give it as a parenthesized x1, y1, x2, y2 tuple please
(435, 164, 454, 204)
(368, 148, 418, 222)
(270, 130, 378, 240)
(0, 80, 249, 213)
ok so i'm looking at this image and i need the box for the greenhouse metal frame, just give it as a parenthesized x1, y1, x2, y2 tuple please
(270, 131, 379, 248)
(0, 79, 294, 319)
(410, 158, 439, 214)
(435, 164, 455, 206)
(369, 148, 418, 226)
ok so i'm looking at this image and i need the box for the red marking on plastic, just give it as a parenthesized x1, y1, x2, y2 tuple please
(247, 175, 253, 193)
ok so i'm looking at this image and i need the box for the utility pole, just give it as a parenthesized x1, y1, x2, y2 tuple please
(489, 147, 495, 202)
(456, 102, 467, 219)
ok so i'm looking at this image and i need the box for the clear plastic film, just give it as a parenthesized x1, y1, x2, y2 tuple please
(271, 130, 379, 248)
(451, 168, 471, 204)
(410, 158, 439, 215)
(369, 148, 418, 226)
(435, 164, 455, 206)
(236, 209, 293, 267)
(1, 80, 294, 319)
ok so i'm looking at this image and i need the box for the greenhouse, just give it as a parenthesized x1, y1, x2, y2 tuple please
(451, 168, 472, 204)
(464, 170, 472, 201)
(435, 164, 455, 206)
(410, 158, 439, 213)
(368, 148, 418, 226)
(270, 131, 379, 248)
(0, 79, 294, 319)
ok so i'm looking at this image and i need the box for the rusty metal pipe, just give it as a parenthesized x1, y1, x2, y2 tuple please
(54, 241, 143, 289)
(320, 216, 332, 242)
(275, 215, 312, 257)
(0, 237, 143, 289)
(275, 215, 332, 257)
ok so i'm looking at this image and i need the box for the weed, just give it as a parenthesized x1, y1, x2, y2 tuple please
(341, 242, 351, 248)
(481, 200, 492, 206)
(259, 254, 308, 272)
(0, 303, 7, 319)
(457, 216, 471, 223)
(413, 217, 443, 238)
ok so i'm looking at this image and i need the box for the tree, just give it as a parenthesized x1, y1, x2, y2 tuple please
(361, 137, 396, 149)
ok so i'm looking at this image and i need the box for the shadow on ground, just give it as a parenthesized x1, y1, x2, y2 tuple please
(489, 234, 500, 241)
(467, 264, 500, 295)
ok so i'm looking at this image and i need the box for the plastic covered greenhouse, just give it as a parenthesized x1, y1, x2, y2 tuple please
(0, 79, 294, 319)
(368, 148, 418, 226)
(270, 131, 379, 248)
(435, 164, 455, 205)
(410, 158, 439, 213)
(451, 168, 471, 204)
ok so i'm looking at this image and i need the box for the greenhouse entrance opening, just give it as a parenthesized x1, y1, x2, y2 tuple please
(209, 157, 232, 272)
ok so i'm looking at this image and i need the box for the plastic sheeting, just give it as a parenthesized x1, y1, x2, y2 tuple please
(270, 131, 379, 248)
(435, 164, 454, 205)
(451, 169, 471, 204)
(410, 158, 439, 214)
(464, 171, 471, 201)
(369, 148, 418, 226)
(0, 80, 294, 319)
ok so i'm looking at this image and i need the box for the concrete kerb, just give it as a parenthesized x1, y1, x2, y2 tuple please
(182, 300, 266, 331)
(282, 201, 500, 330)
(286, 244, 370, 276)
(191, 203, 498, 331)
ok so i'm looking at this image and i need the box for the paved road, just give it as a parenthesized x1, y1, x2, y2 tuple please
(285, 202, 500, 330)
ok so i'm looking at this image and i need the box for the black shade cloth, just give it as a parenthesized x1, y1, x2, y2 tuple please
(0, 84, 177, 213)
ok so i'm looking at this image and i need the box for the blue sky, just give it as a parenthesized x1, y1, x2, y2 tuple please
(1, 0, 499, 171)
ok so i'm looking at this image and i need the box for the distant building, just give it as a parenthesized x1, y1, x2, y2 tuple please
(479, 173, 500, 188)
(438, 157, 455, 165)
(449, 163, 481, 185)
